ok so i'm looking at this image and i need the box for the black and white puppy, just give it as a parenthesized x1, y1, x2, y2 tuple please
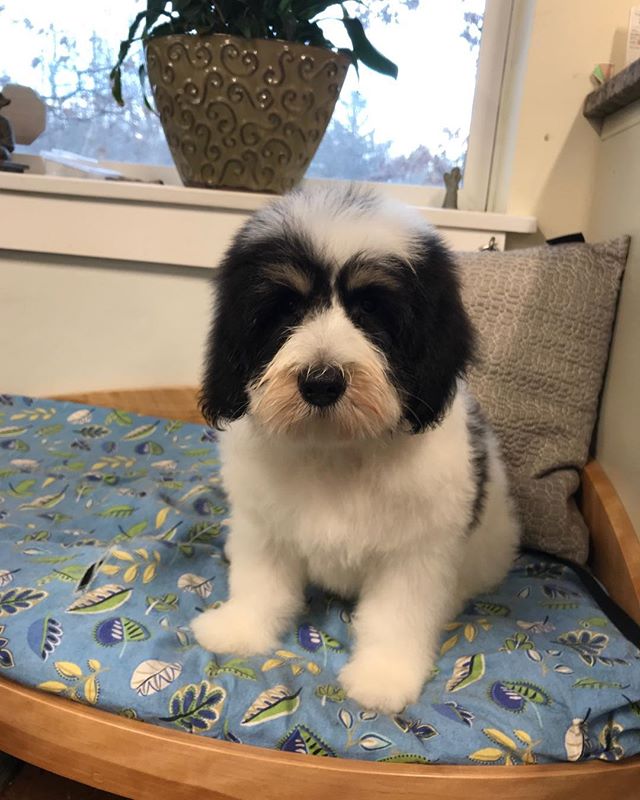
(191, 185, 520, 714)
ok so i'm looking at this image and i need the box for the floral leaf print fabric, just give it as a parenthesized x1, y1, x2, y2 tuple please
(0, 394, 639, 765)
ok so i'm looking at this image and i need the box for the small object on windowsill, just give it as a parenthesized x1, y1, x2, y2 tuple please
(591, 63, 615, 86)
(105, 175, 165, 185)
(0, 90, 16, 161)
(0, 161, 29, 173)
(1, 84, 46, 145)
(480, 236, 498, 251)
(0, 90, 29, 173)
(39, 148, 123, 179)
(442, 166, 461, 210)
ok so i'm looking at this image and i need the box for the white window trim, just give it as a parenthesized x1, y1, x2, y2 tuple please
(459, 0, 515, 211)
(0, 168, 536, 232)
(0, 165, 536, 273)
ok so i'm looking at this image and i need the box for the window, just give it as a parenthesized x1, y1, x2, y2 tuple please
(0, 0, 512, 209)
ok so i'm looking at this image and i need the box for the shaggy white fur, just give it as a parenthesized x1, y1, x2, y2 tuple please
(192, 186, 520, 714)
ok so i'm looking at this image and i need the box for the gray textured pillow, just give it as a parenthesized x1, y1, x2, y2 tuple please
(457, 237, 629, 564)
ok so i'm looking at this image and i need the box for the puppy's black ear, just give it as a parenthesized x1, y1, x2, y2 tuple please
(402, 235, 475, 431)
(199, 253, 252, 430)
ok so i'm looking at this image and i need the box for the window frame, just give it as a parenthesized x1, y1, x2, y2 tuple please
(7, 0, 515, 211)
(457, 0, 515, 212)
(310, 0, 516, 211)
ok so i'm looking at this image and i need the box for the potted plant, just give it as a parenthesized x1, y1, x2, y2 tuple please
(111, 1, 397, 193)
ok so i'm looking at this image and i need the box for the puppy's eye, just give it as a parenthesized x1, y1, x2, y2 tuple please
(360, 297, 377, 314)
(352, 290, 380, 316)
(277, 289, 302, 314)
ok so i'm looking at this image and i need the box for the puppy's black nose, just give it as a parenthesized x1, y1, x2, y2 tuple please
(298, 366, 346, 407)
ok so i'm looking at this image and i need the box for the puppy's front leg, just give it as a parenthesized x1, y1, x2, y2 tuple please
(339, 549, 461, 714)
(191, 517, 304, 656)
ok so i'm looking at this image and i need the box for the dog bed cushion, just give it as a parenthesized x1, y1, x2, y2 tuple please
(0, 395, 639, 766)
(458, 237, 629, 564)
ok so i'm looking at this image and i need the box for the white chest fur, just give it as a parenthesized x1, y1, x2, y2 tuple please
(219, 391, 476, 593)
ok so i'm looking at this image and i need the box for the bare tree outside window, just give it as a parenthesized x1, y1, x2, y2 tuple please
(0, 0, 485, 186)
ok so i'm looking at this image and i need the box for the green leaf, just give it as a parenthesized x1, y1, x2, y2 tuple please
(579, 617, 608, 628)
(19, 487, 68, 510)
(164, 420, 184, 433)
(294, 0, 342, 19)
(107, 409, 134, 426)
(67, 584, 132, 614)
(94, 616, 150, 646)
(161, 680, 226, 732)
(36, 423, 64, 436)
(378, 754, 430, 764)
(314, 684, 346, 704)
(0, 587, 48, 617)
(123, 520, 149, 539)
(185, 522, 222, 545)
(320, 630, 343, 651)
(501, 681, 550, 706)
(342, 15, 397, 78)
(146, 593, 179, 612)
(74, 425, 110, 439)
(624, 695, 640, 717)
(138, 63, 157, 113)
(473, 601, 511, 617)
(573, 678, 627, 690)
(446, 654, 485, 692)
(29, 555, 74, 565)
(110, 9, 147, 105)
(9, 479, 37, 497)
(98, 505, 135, 518)
(37, 564, 88, 585)
(501, 632, 534, 652)
(110, 65, 124, 107)
(145, 0, 168, 31)
(122, 422, 159, 441)
(207, 657, 257, 681)
(241, 685, 302, 726)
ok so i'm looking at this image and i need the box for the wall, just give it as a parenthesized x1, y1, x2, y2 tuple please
(498, 0, 632, 239)
(587, 101, 640, 537)
(0, 189, 520, 396)
(0, 251, 212, 396)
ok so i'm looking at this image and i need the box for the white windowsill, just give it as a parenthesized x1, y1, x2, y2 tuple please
(1, 157, 537, 271)
(0, 170, 537, 234)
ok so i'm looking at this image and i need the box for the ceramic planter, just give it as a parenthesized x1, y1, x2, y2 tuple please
(145, 34, 350, 193)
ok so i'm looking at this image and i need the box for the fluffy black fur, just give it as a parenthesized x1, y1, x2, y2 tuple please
(200, 212, 475, 433)
(200, 227, 330, 428)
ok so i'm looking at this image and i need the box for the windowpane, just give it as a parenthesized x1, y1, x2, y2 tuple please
(0, 0, 485, 187)
(0, 0, 173, 165)
(307, 0, 485, 186)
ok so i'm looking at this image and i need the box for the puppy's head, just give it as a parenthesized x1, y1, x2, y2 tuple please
(201, 185, 474, 441)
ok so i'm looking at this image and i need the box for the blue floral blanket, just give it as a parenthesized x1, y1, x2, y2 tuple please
(0, 394, 639, 765)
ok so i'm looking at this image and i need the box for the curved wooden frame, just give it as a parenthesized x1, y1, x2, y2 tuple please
(0, 388, 639, 800)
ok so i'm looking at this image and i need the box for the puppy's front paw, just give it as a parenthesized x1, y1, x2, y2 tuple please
(339, 650, 427, 715)
(191, 603, 278, 656)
